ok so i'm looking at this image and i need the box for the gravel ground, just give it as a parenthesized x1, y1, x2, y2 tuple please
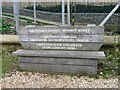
(1, 71, 118, 88)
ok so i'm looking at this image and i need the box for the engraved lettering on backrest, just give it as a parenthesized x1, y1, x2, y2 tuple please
(19, 26, 104, 50)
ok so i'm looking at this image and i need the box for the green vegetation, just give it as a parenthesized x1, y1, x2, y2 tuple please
(0, 16, 35, 34)
(2, 13, 52, 28)
(105, 24, 120, 35)
(2, 13, 33, 23)
(2, 13, 34, 27)
(98, 45, 120, 78)
(1, 49, 18, 77)
(26, 4, 120, 13)
(2, 13, 13, 17)
(0, 18, 16, 34)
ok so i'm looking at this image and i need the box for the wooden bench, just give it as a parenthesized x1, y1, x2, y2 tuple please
(13, 25, 105, 75)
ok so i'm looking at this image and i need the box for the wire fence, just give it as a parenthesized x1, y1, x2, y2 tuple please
(2, 0, 119, 8)
(1, 2, 120, 35)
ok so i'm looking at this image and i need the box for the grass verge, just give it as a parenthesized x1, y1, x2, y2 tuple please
(1, 49, 18, 77)
(98, 45, 120, 78)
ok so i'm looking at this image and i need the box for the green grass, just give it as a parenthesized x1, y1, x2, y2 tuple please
(2, 13, 52, 26)
(0, 18, 16, 34)
(98, 45, 120, 78)
(1, 49, 18, 77)
(105, 24, 120, 35)
(2, 13, 33, 21)
(2, 13, 13, 18)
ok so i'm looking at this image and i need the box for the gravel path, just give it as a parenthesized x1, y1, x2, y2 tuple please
(1, 71, 118, 88)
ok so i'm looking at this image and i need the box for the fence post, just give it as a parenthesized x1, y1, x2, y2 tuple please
(34, 0, 36, 25)
(13, 1, 20, 34)
(67, 0, 70, 25)
(62, 0, 65, 25)
(0, 0, 2, 19)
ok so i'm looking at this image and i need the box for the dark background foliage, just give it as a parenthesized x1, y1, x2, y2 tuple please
(26, 4, 120, 13)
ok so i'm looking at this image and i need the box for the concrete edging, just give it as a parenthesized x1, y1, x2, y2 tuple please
(0, 35, 120, 45)
(0, 35, 19, 44)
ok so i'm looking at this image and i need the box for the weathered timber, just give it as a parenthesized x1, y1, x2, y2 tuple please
(21, 42, 103, 50)
(13, 49, 105, 59)
(0, 35, 119, 45)
(19, 26, 104, 35)
(19, 35, 104, 42)
(19, 63, 97, 75)
(12, 25, 105, 75)
(18, 26, 104, 50)
(13, 49, 101, 75)
(19, 57, 98, 66)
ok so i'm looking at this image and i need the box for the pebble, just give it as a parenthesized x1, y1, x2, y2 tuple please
(1, 71, 118, 88)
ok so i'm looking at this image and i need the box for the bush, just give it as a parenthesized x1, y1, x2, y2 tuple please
(25, 4, 120, 13)
(98, 46, 120, 78)
(0, 18, 16, 34)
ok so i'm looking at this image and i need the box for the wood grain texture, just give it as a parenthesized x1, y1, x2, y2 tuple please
(19, 57, 98, 66)
(1, 35, 119, 45)
(21, 42, 103, 50)
(13, 49, 105, 59)
(18, 26, 104, 50)
(14, 25, 105, 75)
(19, 26, 104, 35)
(19, 63, 97, 75)
(19, 35, 104, 42)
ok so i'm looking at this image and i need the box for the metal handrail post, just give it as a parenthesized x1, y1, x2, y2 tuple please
(34, 0, 37, 25)
(67, 0, 71, 25)
(0, 0, 2, 19)
(62, 0, 65, 25)
(99, 1, 120, 26)
(13, 0, 20, 34)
